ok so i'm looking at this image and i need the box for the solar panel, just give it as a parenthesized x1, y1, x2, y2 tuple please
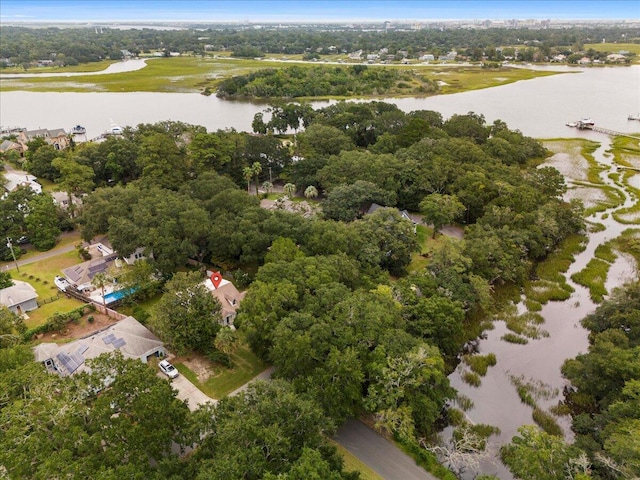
(112, 337, 126, 349)
(57, 352, 81, 374)
(76, 343, 89, 354)
(103, 333, 117, 344)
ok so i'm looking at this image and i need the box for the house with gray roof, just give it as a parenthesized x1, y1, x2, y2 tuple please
(61, 252, 118, 292)
(18, 128, 70, 151)
(0, 280, 38, 315)
(3, 172, 42, 194)
(33, 316, 167, 376)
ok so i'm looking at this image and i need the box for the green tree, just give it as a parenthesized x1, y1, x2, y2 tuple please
(283, 182, 296, 197)
(51, 157, 95, 213)
(419, 193, 465, 238)
(353, 207, 419, 275)
(214, 327, 238, 355)
(91, 271, 111, 310)
(136, 132, 188, 189)
(501, 425, 592, 480)
(251, 161, 262, 196)
(322, 180, 395, 222)
(24, 194, 60, 250)
(0, 351, 191, 479)
(0, 271, 13, 289)
(191, 380, 349, 480)
(151, 271, 222, 354)
(0, 305, 25, 348)
(304, 185, 319, 200)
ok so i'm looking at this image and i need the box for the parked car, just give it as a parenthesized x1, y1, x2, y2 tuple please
(159, 359, 179, 379)
(16, 236, 29, 245)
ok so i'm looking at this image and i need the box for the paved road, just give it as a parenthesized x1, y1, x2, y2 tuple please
(2, 231, 80, 271)
(334, 419, 437, 480)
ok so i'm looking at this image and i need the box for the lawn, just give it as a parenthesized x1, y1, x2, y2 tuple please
(175, 341, 268, 399)
(6, 245, 85, 328)
(408, 224, 456, 273)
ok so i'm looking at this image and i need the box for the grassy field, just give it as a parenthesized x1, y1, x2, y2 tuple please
(585, 43, 640, 55)
(407, 224, 456, 272)
(0, 55, 563, 96)
(1, 59, 117, 74)
(175, 341, 268, 399)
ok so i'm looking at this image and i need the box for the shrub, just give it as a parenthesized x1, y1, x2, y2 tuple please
(133, 307, 150, 324)
(87, 315, 94, 323)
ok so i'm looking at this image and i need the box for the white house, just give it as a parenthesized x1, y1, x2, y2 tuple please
(3, 173, 42, 194)
(0, 280, 38, 316)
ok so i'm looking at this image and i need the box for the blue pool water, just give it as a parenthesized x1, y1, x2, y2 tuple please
(103, 288, 136, 304)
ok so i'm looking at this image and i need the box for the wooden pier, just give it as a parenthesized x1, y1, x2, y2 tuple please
(571, 121, 640, 140)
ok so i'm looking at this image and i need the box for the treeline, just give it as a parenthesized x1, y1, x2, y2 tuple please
(501, 282, 640, 479)
(1, 25, 638, 67)
(216, 65, 438, 99)
(1, 102, 585, 478)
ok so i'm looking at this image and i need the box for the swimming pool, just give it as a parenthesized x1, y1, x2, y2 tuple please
(103, 288, 136, 304)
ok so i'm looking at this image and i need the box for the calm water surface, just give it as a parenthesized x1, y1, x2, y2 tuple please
(2, 65, 640, 479)
(1, 65, 638, 139)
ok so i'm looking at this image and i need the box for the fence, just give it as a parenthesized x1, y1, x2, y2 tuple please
(37, 294, 60, 306)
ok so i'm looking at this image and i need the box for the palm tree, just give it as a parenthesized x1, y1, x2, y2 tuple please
(304, 185, 318, 200)
(214, 327, 238, 355)
(262, 181, 273, 194)
(91, 271, 110, 313)
(251, 162, 262, 196)
(242, 167, 253, 193)
(283, 183, 296, 198)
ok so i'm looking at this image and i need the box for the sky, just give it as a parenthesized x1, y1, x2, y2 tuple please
(0, 0, 638, 23)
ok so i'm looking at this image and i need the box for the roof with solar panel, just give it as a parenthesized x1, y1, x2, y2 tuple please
(33, 316, 166, 376)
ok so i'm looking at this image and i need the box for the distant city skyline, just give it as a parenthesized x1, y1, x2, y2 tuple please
(1, 0, 638, 23)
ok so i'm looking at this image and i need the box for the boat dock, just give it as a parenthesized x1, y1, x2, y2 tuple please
(566, 120, 640, 140)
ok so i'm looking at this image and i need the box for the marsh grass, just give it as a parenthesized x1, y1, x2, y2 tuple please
(611, 228, 640, 264)
(594, 243, 617, 263)
(571, 258, 611, 303)
(461, 371, 482, 387)
(501, 333, 528, 344)
(1, 56, 563, 96)
(532, 408, 563, 436)
(462, 353, 497, 376)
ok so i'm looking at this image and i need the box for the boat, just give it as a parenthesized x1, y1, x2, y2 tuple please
(628, 114, 640, 121)
(579, 117, 595, 126)
(70, 125, 86, 135)
(565, 121, 577, 127)
(54, 275, 71, 292)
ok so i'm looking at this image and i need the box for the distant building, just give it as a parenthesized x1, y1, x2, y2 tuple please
(18, 128, 69, 151)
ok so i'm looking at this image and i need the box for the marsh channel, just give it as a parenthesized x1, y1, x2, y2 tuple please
(2, 65, 640, 478)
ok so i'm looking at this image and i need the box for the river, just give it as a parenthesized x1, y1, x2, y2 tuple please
(2, 65, 640, 479)
(1, 65, 639, 139)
